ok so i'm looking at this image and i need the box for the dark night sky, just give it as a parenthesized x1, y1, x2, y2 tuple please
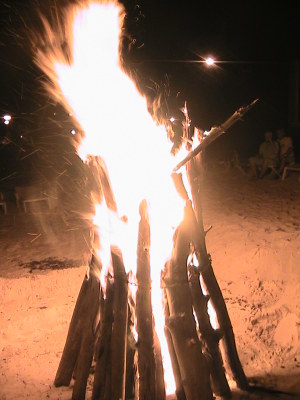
(0, 0, 300, 183)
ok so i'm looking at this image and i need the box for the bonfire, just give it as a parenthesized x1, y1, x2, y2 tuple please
(32, 1, 257, 399)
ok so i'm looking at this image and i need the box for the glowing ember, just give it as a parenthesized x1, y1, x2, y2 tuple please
(35, 0, 188, 394)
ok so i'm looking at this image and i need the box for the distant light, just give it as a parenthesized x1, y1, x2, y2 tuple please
(3, 114, 12, 125)
(170, 117, 175, 123)
(71, 129, 76, 135)
(205, 57, 215, 66)
(68, 112, 73, 116)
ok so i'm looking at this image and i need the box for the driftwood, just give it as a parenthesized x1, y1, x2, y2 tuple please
(92, 277, 114, 400)
(110, 247, 128, 400)
(173, 99, 258, 172)
(153, 325, 166, 400)
(163, 207, 213, 400)
(54, 104, 252, 399)
(188, 266, 231, 398)
(54, 254, 101, 400)
(136, 199, 158, 399)
(162, 288, 186, 400)
(125, 295, 137, 399)
(186, 156, 249, 391)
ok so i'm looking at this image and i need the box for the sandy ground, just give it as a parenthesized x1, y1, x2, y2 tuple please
(0, 167, 300, 400)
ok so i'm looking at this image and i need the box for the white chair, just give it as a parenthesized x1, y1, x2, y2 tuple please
(282, 163, 300, 181)
(14, 185, 51, 213)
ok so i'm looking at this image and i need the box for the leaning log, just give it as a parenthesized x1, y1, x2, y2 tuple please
(110, 247, 128, 400)
(153, 325, 166, 400)
(173, 99, 258, 172)
(92, 277, 114, 400)
(162, 287, 186, 400)
(136, 199, 157, 399)
(125, 295, 137, 399)
(163, 206, 214, 400)
(186, 157, 249, 391)
(54, 253, 101, 400)
(188, 265, 231, 398)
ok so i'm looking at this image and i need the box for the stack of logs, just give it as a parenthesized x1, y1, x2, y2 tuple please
(53, 157, 249, 400)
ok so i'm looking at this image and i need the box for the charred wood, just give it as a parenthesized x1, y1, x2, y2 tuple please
(136, 199, 157, 399)
(164, 209, 213, 400)
(54, 254, 101, 400)
(92, 277, 114, 400)
(110, 247, 129, 400)
(188, 266, 231, 398)
(186, 158, 248, 391)
(153, 325, 166, 400)
(162, 288, 186, 400)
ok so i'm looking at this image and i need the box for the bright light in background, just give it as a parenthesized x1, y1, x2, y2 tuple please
(170, 116, 175, 123)
(70, 129, 76, 135)
(2, 114, 12, 125)
(205, 56, 215, 66)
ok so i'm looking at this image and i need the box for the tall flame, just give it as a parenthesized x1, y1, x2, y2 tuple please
(35, 0, 188, 393)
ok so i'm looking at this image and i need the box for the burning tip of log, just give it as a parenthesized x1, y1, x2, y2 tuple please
(138, 198, 149, 220)
(171, 172, 189, 201)
(120, 215, 128, 223)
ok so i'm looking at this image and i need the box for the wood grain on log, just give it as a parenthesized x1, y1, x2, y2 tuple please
(186, 159, 248, 391)
(54, 254, 101, 400)
(164, 211, 213, 400)
(136, 200, 157, 399)
(110, 247, 128, 400)
(92, 277, 114, 400)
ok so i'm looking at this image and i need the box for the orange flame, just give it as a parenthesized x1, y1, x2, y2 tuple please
(34, 0, 190, 394)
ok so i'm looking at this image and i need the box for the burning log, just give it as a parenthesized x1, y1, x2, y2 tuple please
(163, 206, 214, 400)
(153, 326, 166, 400)
(92, 276, 114, 400)
(188, 265, 231, 398)
(162, 288, 186, 400)
(173, 99, 258, 173)
(125, 294, 137, 399)
(110, 247, 129, 400)
(54, 253, 101, 400)
(136, 199, 164, 399)
(186, 152, 249, 391)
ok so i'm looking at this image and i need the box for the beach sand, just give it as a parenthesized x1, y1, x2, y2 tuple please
(1, 167, 299, 400)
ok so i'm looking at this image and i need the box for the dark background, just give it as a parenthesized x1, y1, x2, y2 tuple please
(1, 0, 300, 187)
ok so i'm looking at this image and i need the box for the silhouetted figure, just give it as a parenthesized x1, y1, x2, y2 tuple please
(249, 131, 279, 179)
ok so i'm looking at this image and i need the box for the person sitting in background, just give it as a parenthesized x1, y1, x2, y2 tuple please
(248, 131, 279, 179)
(276, 128, 295, 175)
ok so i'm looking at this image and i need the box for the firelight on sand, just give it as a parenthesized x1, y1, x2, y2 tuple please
(35, 0, 191, 394)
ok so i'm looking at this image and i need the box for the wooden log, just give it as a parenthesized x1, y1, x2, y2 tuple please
(92, 277, 114, 400)
(173, 99, 258, 172)
(136, 199, 157, 400)
(87, 155, 117, 212)
(186, 160, 249, 390)
(188, 266, 231, 398)
(54, 254, 101, 398)
(164, 207, 214, 400)
(110, 246, 128, 400)
(162, 287, 186, 400)
(153, 325, 166, 400)
(125, 298, 137, 400)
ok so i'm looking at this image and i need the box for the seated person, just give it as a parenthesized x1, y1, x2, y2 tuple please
(276, 128, 295, 174)
(249, 131, 279, 178)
